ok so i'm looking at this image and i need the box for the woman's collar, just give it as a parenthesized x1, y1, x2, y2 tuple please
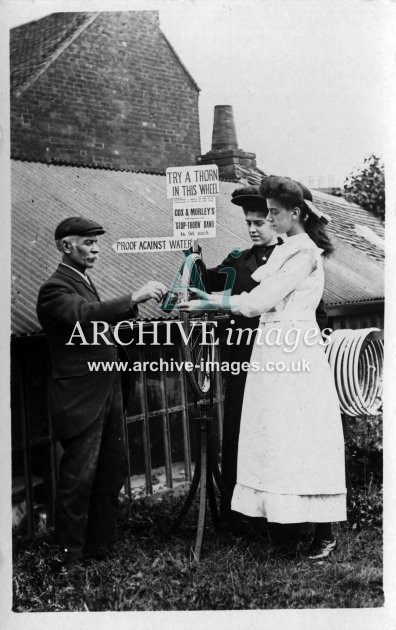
(284, 231, 309, 241)
(283, 232, 323, 254)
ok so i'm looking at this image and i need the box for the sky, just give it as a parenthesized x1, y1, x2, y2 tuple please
(3, 0, 395, 187)
(160, 0, 392, 187)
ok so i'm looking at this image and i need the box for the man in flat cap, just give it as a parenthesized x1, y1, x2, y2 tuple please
(205, 186, 327, 531)
(37, 217, 167, 571)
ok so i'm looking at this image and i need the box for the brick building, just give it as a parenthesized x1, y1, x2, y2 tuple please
(10, 11, 384, 537)
(10, 11, 201, 170)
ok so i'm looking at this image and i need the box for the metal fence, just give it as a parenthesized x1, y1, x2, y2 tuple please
(122, 341, 224, 498)
(11, 328, 224, 538)
(11, 312, 383, 538)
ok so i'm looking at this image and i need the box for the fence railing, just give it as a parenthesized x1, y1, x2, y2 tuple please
(11, 319, 383, 538)
(11, 328, 224, 537)
(122, 342, 224, 498)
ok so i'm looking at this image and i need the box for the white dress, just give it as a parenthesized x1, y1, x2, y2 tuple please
(229, 233, 347, 523)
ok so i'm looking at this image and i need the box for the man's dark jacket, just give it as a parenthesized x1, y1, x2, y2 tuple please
(36, 264, 137, 440)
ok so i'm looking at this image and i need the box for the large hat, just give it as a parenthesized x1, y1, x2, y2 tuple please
(231, 186, 267, 212)
(54, 217, 105, 240)
(262, 176, 330, 225)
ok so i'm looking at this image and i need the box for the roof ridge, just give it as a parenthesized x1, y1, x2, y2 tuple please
(10, 156, 167, 175)
(9, 158, 268, 184)
(12, 13, 101, 100)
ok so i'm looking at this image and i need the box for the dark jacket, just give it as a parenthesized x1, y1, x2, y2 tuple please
(37, 264, 137, 438)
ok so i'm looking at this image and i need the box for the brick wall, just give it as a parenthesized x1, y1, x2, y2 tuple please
(11, 11, 201, 170)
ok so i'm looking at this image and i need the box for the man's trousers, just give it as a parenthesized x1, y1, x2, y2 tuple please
(55, 374, 128, 557)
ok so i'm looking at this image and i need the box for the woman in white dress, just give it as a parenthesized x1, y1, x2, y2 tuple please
(180, 176, 347, 560)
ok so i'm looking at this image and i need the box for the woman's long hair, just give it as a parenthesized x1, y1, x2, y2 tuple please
(259, 175, 334, 256)
(300, 210, 334, 256)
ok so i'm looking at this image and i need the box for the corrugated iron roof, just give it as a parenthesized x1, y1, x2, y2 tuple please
(11, 160, 384, 336)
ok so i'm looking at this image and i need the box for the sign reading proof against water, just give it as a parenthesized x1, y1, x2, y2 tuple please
(112, 237, 194, 253)
(165, 165, 219, 199)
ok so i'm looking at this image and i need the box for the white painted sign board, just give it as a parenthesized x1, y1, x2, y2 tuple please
(113, 236, 193, 253)
(172, 200, 216, 239)
(166, 165, 219, 199)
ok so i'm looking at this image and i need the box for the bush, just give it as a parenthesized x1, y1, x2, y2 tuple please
(345, 414, 382, 531)
(348, 482, 382, 531)
(346, 414, 382, 485)
(341, 154, 385, 221)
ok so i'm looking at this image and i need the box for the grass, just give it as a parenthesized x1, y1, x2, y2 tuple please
(12, 485, 383, 611)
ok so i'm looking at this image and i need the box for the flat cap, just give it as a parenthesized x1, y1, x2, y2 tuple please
(231, 186, 267, 212)
(54, 217, 105, 240)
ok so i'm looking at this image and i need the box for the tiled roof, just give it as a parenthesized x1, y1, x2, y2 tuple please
(229, 164, 267, 186)
(311, 190, 384, 263)
(10, 13, 95, 96)
(10, 11, 200, 98)
(11, 160, 384, 336)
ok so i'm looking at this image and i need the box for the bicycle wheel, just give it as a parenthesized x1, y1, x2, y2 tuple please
(179, 253, 216, 398)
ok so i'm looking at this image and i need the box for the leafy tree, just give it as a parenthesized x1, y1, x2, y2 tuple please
(341, 154, 385, 221)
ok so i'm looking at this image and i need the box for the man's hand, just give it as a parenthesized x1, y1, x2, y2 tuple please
(132, 281, 167, 305)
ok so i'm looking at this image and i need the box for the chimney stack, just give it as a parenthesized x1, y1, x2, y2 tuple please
(211, 105, 238, 150)
(197, 105, 257, 180)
